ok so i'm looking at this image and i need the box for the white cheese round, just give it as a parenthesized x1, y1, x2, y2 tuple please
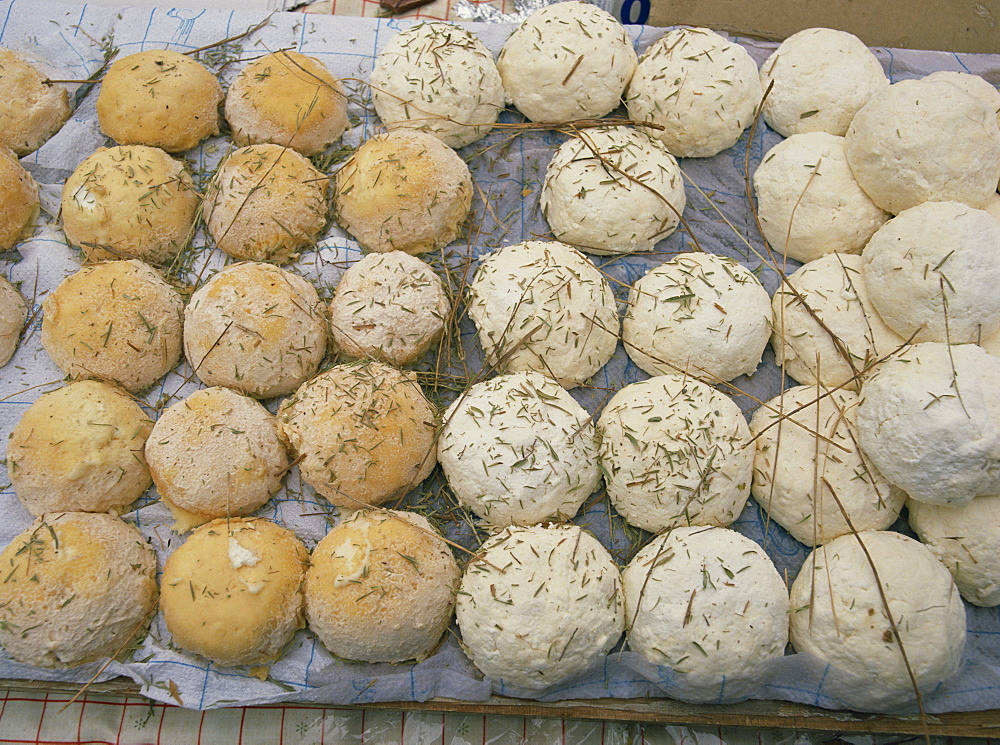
(623, 526, 788, 702)
(497, 2, 637, 123)
(844, 78, 1000, 214)
(626, 27, 762, 158)
(467, 240, 619, 388)
(771, 253, 904, 391)
(759, 28, 888, 138)
(862, 201, 1000, 344)
(439, 371, 600, 527)
(456, 524, 624, 690)
(750, 385, 904, 546)
(597, 375, 753, 533)
(623, 252, 771, 383)
(857, 342, 1000, 506)
(789, 530, 966, 697)
(907, 494, 1000, 607)
(540, 125, 686, 254)
(371, 22, 504, 149)
(754, 132, 888, 262)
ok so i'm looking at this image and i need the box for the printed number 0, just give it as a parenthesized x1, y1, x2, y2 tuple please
(620, 0, 650, 25)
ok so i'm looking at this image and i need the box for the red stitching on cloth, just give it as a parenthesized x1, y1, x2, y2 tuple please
(155, 701, 167, 745)
(238, 706, 247, 744)
(33, 692, 48, 745)
(279, 706, 286, 745)
(0, 740, 115, 744)
(399, 710, 405, 745)
(197, 709, 206, 745)
(74, 694, 83, 742)
(113, 695, 127, 744)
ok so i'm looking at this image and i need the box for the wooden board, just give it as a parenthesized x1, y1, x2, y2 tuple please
(4, 679, 999, 736)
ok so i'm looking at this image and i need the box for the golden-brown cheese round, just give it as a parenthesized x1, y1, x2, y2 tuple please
(41, 259, 184, 393)
(225, 50, 348, 157)
(61, 145, 199, 264)
(184, 262, 327, 398)
(146, 387, 289, 530)
(160, 518, 308, 667)
(0, 274, 26, 366)
(276, 361, 438, 509)
(96, 50, 222, 153)
(7, 380, 153, 516)
(328, 251, 450, 367)
(0, 512, 157, 668)
(0, 146, 39, 251)
(305, 509, 459, 662)
(204, 144, 329, 263)
(334, 131, 472, 254)
(0, 47, 71, 155)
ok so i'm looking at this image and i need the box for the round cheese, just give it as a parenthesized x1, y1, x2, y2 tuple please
(540, 125, 686, 254)
(750, 385, 904, 546)
(623, 252, 771, 383)
(497, 2, 637, 123)
(371, 22, 504, 148)
(456, 524, 623, 690)
(626, 27, 762, 158)
(467, 240, 618, 388)
(439, 371, 600, 527)
(597, 374, 753, 533)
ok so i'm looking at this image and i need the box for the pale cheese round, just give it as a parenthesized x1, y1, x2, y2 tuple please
(908, 495, 1000, 607)
(626, 27, 762, 158)
(439, 371, 600, 527)
(623, 526, 788, 702)
(771, 253, 904, 391)
(456, 524, 623, 690)
(754, 132, 888, 262)
(750, 385, 904, 546)
(759, 28, 888, 137)
(789, 530, 966, 696)
(623, 252, 771, 382)
(371, 22, 504, 149)
(862, 201, 1000, 344)
(857, 342, 1000, 506)
(844, 78, 1000, 214)
(497, 2, 637, 123)
(540, 126, 686, 254)
(597, 375, 753, 533)
(467, 240, 619, 388)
